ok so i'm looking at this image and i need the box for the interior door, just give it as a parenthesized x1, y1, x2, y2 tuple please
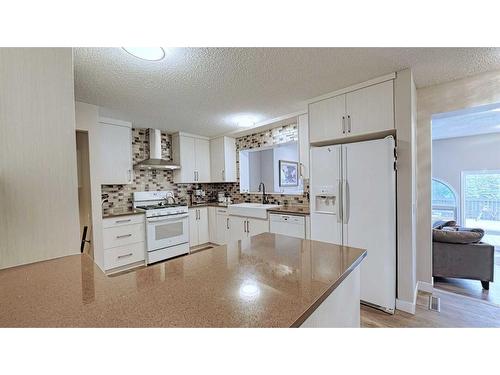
(309, 145, 343, 244)
(195, 138, 211, 182)
(342, 137, 396, 312)
(346, 80, 394, 137)
(309, 94, 346, 143)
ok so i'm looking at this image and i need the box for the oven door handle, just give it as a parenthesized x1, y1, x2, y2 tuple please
(147, 214, 188, 223)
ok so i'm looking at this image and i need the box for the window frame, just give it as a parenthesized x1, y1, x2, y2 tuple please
(431, 177, 459, 223)
(460, 169, 500, 226)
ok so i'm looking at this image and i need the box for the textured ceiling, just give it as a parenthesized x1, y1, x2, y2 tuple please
(74, 48, 500, 137)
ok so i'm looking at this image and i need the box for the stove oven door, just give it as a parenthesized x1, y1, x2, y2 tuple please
(146, 214, 189, 251)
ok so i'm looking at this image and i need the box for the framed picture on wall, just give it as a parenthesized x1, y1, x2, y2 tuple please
(279, 160, 299, 187)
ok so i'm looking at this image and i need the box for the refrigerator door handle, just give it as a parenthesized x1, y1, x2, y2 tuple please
(337, 179, 343, 223)
(344, 180, 351, 224)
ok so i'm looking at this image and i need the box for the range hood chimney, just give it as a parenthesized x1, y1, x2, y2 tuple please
(133, 129, 180, 170)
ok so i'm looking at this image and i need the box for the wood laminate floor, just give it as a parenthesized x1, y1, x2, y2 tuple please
(433, 249, 500, 306)
(361, 289, 500, 328)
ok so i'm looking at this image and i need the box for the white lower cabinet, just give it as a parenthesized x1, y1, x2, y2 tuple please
(229, 216, 269, 242)
(102, 214, 146, 272)
(189, 207, 209, 247)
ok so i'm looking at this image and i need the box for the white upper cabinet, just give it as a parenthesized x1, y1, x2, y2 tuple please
(97, 118, 132, 185)
(345, 80, 394, 137)
(210, 136, 237, 183)
(309, 94, 346, 143)
(308, 79, 394, 143)
(172, 133, 211, 183)
(298, 114, 310, 179)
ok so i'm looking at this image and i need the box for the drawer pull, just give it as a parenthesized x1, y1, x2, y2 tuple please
(116, 233, 132, 239)
(115, 219, 132, 224)
(117, 253, 133, 259)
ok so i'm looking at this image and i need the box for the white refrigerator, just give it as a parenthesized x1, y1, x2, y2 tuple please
(310, 137, 396, 313)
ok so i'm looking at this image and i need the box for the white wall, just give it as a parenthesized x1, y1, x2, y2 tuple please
(0, 48, 80, 269)
(432, 133, 500, 222)
(417, 69, 500, 285)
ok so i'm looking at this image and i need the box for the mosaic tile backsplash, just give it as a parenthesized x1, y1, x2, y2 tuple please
(102, 125, 309, 215)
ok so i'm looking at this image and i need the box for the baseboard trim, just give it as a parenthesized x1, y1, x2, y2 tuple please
(417, 280, 434, 294)
(396, 298, 415, 314)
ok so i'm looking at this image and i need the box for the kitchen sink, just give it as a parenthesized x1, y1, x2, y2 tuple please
(227, 203, 280, 219)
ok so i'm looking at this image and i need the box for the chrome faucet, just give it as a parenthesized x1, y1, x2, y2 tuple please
(258, 182, 269, 204)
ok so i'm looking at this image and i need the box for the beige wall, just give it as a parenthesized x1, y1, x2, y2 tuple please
(0, 48, 80, 269)
(417, 69, 500, 284)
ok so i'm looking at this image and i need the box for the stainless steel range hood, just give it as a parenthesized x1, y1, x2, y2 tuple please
(134, 129, 180, 170)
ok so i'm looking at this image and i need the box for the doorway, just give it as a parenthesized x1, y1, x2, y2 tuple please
(76, 131, 93, 257)
(431, 102, 500, 305)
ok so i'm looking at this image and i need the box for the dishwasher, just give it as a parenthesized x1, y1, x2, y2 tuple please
(269, 213, 306, 239)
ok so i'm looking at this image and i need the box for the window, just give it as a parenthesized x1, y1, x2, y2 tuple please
(432, 178, 458, 223)
(462, 170, 500, 247)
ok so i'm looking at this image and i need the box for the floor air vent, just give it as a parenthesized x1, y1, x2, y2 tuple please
(428, 295, 441, 312)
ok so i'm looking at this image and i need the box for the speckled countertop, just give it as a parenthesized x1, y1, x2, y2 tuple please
(0, 233, 365, 327)
(267, 206, 310, 216)
(102, 208, 145, 218)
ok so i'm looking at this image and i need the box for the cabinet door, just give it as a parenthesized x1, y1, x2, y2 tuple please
(195, 138, 211, 182)
(98, 123, 132, 184)
(346, 80, 394, 137)
(174, 135, 196, 183)
(216, 213, 229, 245)
(223, 137, 237, 182)
(210, 137, 224, 182)
(309, 94, 346, 143)
(229, 216, 247, 242)
(208, 207, 217, 243)
(197, 207, 209, 245)
(247, 218, 269, 237)
(298, 113, 310, 179)
(188, 208, 199, 247)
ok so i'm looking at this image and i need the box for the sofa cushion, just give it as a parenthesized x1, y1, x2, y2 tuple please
(433, 227, 485, 244)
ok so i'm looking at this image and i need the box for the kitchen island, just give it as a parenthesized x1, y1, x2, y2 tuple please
(0, 233, 366, 327)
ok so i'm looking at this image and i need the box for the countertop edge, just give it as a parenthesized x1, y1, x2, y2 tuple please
(102, 210, 145, 219)
(267, 208, 310, 216)
(290, 249, 367, 328)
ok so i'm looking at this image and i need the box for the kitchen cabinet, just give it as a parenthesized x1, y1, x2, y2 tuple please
(298, 113, 310, 179)
(229, 216, 269, 242)
(97, 118, 133, 184)
(189, 207, 209, 247)
(215, 208, 230, 245)
(309, 80, 394, 143)
(210, 136, 237, 182)
(102, 214, 146, 272)
(172, 133, 211, 183)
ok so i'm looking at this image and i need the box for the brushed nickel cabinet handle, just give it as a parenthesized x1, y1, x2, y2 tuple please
(116, 233, 132, 239)
(347, 115, 351, 133)
(342, 116, 346, 134)
(115, 219, 131, 224)
(226, 217, 229, 229)
(117, 253, 133, 259)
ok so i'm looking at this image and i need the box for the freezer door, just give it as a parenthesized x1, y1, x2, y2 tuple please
(310, 145, 342, 244)
(342, 137, 396, 312)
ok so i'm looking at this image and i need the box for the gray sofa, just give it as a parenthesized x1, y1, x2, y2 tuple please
(433, 238, 495, 290)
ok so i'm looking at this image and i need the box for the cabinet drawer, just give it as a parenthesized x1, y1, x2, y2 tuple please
(216, 208, 228, 215)
(104, 242, 145, 270)
(103, 223, 145, 249)
(103, 214, 145, 228)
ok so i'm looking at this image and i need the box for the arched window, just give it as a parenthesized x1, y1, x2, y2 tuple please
(432, 178, 458, 223)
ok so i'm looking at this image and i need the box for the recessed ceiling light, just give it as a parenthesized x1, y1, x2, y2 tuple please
(237, 117, 255, 128)
(122, 47, 165, 61)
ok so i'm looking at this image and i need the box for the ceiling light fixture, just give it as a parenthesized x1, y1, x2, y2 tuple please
(122, 47, 165, 61)
(237, 117, 255, 128)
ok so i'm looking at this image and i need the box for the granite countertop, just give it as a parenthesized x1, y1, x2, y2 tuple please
(0, 233, 366, 328)
(267, 206, 310, 216)
(189, 202, 229, 209)
(102, 208, 145, 218)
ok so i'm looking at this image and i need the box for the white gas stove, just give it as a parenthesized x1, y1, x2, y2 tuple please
(133, 191, 189, 264)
